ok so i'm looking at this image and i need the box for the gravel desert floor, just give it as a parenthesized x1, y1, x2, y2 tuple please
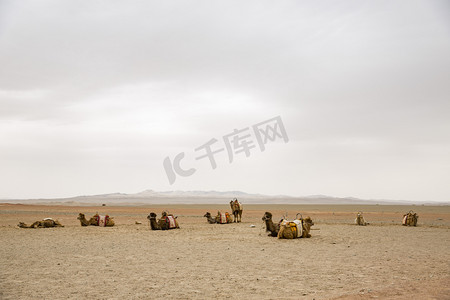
(1, 203, 449, 299)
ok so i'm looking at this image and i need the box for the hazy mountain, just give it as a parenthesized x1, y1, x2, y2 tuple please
(0, 189, 430, 205)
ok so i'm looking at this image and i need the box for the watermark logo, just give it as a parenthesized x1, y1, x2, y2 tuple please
(163, 115, 289, 184)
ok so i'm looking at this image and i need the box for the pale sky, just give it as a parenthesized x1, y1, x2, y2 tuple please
(0, 0, 449, 202)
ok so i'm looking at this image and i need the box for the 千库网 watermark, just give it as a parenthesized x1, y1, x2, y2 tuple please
(163, 115, 289, 184)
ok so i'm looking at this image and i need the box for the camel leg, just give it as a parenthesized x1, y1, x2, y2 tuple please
(31, 221, 41, 228)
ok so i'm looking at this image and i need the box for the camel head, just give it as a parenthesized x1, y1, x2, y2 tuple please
(147, 212, 157, 220)
(303, 216, 314, 226)
(262, 212, 273, 221)
(204, 212, 211, 218)
(77, 213, 85, 220)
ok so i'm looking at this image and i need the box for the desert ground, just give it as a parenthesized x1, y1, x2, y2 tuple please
(0, 203, 449, 299)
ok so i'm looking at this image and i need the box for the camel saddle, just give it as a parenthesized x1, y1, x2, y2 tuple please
(280, 219, 303, 238)
(219, 212, 229, 224)
(95, 215, 109, 227)
(234, 200, 242, 210)
(402, 215, 408, 225)
(165, 215, 177, 229)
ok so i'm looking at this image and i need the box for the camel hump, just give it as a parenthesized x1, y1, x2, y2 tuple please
(218, 212, 228, 224)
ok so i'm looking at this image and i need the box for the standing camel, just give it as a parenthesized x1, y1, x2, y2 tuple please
(230, 198, 243, 223)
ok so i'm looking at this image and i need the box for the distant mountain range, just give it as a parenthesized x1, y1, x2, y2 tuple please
(1, 189, 441, 205)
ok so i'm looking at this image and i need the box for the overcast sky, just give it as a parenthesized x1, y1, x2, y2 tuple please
(0, 0, 449, 201)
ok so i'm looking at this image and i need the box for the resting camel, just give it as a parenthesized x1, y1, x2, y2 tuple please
(277, 214, 314, 239)
(230, 198, 243, 223)
(18, 218, 64, 228)
(355, 212, 368, 226)
(204, 211, 233, 224)
(77, 213, 115, 227)
(204, 212, 217, 224)
(402, 211, 418, 226)
(147, 212, 180, 230)
(262, 212, 281, 237)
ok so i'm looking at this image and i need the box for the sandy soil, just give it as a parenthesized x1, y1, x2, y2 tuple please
(0, 203, 449, 299)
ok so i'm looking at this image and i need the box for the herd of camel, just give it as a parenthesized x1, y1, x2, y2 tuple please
(17, 199, 420, 239)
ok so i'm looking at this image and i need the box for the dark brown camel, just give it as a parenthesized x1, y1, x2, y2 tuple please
(262, 212, 280, 237)
(204, 212, 217, 224)
(147, 212, 180, 230)
(77, 213, 114, 227)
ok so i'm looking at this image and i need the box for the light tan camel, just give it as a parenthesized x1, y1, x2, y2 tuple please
(18, 218, 64, 228)
(147, 212, 180, 230)
(355, 212, 367, 226)
(77, 213, 115, 227)
(402, 211, 418, 226)
(277, 214, 314, 239)
(230, 198, 243, 223)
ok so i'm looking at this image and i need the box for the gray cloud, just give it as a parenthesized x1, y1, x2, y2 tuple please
(0, 0, 449, 201)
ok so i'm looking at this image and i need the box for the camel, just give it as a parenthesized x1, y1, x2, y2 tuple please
(204, 212, 217, 224)
(147, 212, 180, 230)
(355, 211, 368, 226)
(77, 213, 115, 227)
(18, 218, 64, 228)
(230, 198, 243, 223)
(277, 214, 314, 239)
(204, 211, 233, 224)
(77, 213, 95, 226)
(402, 211, 418, 226)
(262, 212, 281, 237)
